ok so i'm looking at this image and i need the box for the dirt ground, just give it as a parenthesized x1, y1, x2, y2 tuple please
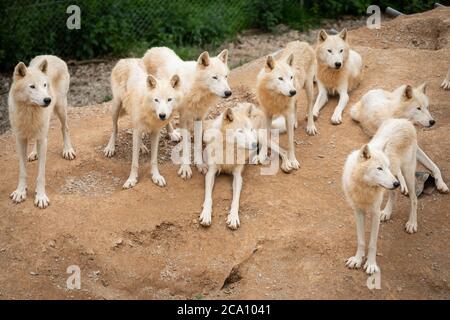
(0, 8, 449, 300)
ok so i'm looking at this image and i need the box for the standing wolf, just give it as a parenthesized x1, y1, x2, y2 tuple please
(8, 55, 76, 208)
(143, 48, 232, 180)
(343, 119, 418, 274)
(351, 83, 448, 193)
(104, 58, 182, 188)
(311, 29, 363, 130)
(255, 42, 315, 173)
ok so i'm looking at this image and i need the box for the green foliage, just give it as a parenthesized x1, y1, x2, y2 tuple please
(0, 0, 438, 71)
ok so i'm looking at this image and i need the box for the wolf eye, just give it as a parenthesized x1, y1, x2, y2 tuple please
(327, 49, 332, 53)
(212, 76, 218, 80)
(377, 167, 383, 171)
(290, 76, 293, 79)
(44, 83, 47, 87)
(278, 77, 283, 81)
(30, 85, 35, 89)
(417, 107, 422, 110)
(168, 98, 172, 102)
(340, 49, 343, 53)
(154, 99, 159, 103)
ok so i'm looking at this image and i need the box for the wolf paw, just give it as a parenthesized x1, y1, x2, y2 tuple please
(104, 144, 116, 158)
(400, 183, 409, 196)
(364, 261, 380, 275)
(346, 256, 363, 269)
(34, 193, 50, 209)
(306, 124, 318, 136)
(139, 144, 149, 155)
(441, 79, 450, 90)
(380, 210, 391, 222)
(289, 157, 300, 170)
(169, 129, 182, 142)
(62, 147, 76, 160)
(178, 164, 192, 180)
(10, 188, 27, 203)
(436, 179, 449, 193)
(199, 208, 212, 227)
(28, 152, 38, 162)
(281, 159, 293, 173)
(226, 212, 240, 230)
(152, 173, 166, 187)
(196, 163, 208, 175)
(331, 112, 343, 125)
(405, 221, 417, 234)
(123, 177, 138, 189)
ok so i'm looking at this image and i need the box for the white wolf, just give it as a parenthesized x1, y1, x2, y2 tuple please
(8, 55, 76, 208)
(343, 119, 418, 274)
(143, 47, 232, 180)
(199, 103, 258, 230)
(351, 83, 448, 193)
(104, 58, 182, 188)
(312, 29, 363, 129)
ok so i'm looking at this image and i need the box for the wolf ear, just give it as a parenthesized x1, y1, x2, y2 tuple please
(417, 82, 427, 94)
(225, 108, 234, 122)
(286, 53, 294, 67)
(360, 144, 371, 160)
(147, 74, 158, 89)
(265, 56, 275, 71)
(197, 51, 210, 68)
(217, 49, 228, 65)
(38, 59, 48, 74)
(14, 62, 27, 79)
(318, 29, 328, 43)
(403, 85, 413, 100)
(170, 74, 180, 89)
(339, 28, 348, 41)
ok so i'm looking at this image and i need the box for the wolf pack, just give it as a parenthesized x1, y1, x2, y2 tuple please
(7, 29, 449, 275)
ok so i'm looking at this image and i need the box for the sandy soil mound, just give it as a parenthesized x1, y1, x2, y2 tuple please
(0, 7, 449, 299)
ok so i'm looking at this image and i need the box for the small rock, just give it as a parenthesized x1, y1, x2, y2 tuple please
(30, 271, 39, 276)
(48, 240, 56, 248)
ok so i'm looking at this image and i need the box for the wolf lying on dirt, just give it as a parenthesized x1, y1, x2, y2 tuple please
(104, 58, 182, 188)
(8, 55, 76, 208)
(344, 119, 418, 275)
(312, 29, 363, 129)
(199, 103, 258, 230)
(143, 47, 232, 180)
(350, 83, 449, 193)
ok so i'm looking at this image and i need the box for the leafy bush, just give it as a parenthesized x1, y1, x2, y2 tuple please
(0, 0, 438, 71)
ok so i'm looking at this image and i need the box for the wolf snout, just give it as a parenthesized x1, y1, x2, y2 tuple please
(393, 181, 400, 189)
(224, 90, 232, 98)
(429, 119, 435, 127)
(43, 97, 51, 106)
(334, 62, 342, 69)
(289, 89, 297, 97)
(159, 113, 167, 120)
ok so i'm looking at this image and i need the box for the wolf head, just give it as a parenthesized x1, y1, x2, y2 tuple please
(12, 60, 52, 107)
(359, 144, 399, 190)
(196, 50, 232, 98)
(316, 29, 349, 70)
(398, 83, 435, 128)
(259, 54, 297, 97)
(145, 74, 181, 121)
(221, 104, 258, 151)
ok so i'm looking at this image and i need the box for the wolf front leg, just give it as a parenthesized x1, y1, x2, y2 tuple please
(10, 137, 28, 203)
(34, 138, 49, 208)
(281, 103, 299, 173)
(123, 128, 141, 189)
(416, 146, 448, 193)
(331, 86, 349, 125)
(305, 77, 318, 135)
(227, 165, 244, 230)
(312, 81, 328, 119)
(177, 118, 193, 180)
(346, 208, 365, 269)
(364, 205, 382, 274)
(150, 130, 166, 187)
(199, 165, 217, 227)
